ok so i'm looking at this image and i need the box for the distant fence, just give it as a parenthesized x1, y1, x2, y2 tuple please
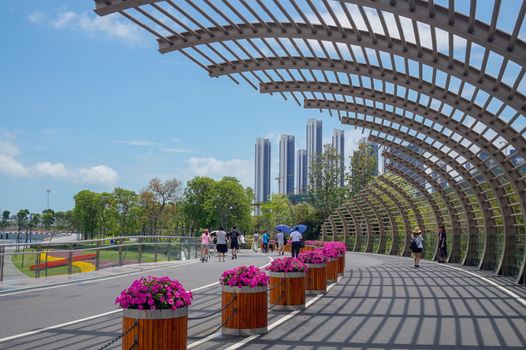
(0, 235, 201, 282)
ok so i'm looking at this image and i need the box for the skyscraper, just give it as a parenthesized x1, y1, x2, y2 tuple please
(254, 138, 271, 214)
(332, 129, 345, 187)
(359, 137, 379, 176)
(306, 119, 322, 184)
(296, 149, 307, 194)
(279, 134, 295, 195)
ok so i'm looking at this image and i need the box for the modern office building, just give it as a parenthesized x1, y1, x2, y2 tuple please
(279, 134, 295, 195)
(254, 138, 271, 214)
(296, 149, 307, 194)
(332, 129, 345, 187)
(306, 119, 322, 182)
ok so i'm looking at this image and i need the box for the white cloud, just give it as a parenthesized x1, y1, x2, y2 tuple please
(28, 11, 46, 24)
(78, 165, 118, 187)
(35, 162, 69, 178)
(0, 139, 118, 187)
(46, 11, 142, 43)
(116, 139, 157, 146)
(186, 157, 253, 187)
(0, 140, 28, 177)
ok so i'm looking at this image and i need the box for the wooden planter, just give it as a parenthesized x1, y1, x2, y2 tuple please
(305, 263, 327, 294)
(122, 307, 187, 350)
(284, 244, 291, 252)
(326, 258, 338, 283)
(337, 254, 345, 276)
(221, 285, 268, 335)
(268, 271, 306, 310)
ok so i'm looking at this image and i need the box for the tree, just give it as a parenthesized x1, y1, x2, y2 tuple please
(41, 209, 55, 230)
(258, 194, 294, 233)
(1, 210, 10, 230)
(205, 177, 252, 232)
(307, 145, 347, 220)
(73, 190, 99, 239)
(181, 177, 216, 231)
(94, 192, 118, 236)
(113, 188, 140, 235)
(55, 211, 73, 231)
(347, 142, 378, 195)
(141, 178, 182, 234)
(16, 209, 30, 232)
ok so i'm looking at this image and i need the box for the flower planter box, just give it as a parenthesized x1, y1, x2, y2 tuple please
(326, 258, 338, 283)
(284, 244, 291, 252)
(305, 263, 327, 294)
(268, 271, 306, 310)
(221, 285, 268, 335)
(337, 254, 345, 276)
(122, 307, 187, 350)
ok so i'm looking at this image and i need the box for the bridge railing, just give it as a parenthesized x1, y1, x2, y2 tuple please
(0, 236, 201, 282)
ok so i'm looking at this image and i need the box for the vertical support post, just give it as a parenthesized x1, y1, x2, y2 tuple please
(138, 237, 143, 264)
(95, 240, 101, 271)
(0, 246, 4, 282)
(35, 246, 42, 278)
(45, 252, 49, 277)
(68, 244, 73, 275)
(118, 239, 123, 266)
(154, 237, 158, 263)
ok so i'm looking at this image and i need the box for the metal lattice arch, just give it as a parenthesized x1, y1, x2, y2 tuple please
(94, 0, 526, 284)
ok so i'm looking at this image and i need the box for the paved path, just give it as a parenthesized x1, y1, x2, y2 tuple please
(0, 252, 525, 349)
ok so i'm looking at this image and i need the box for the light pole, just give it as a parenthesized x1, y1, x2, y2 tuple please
(46, 189, 51, 209)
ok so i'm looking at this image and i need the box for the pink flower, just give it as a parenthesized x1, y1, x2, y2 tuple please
(265, 257, 307, 272)
(220, 265, 269, 288)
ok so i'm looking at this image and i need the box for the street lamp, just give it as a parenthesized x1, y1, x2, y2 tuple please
(46, 189, 51, 209)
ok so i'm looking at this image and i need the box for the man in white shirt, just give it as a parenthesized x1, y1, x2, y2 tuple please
(290, 229, 302, 258)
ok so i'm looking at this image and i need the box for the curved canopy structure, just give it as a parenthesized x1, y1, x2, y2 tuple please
(94, 0, 526, 283)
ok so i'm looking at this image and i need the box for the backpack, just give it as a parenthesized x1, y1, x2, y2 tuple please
(410, 239, 418, 251)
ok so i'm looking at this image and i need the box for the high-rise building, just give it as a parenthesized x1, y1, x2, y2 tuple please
(332, 129, 345, 187)
(279, 134, 295, 195)
(306, 119, 322, 183)
(254, 138, 271, 214)
(358, 137, 379, 176)
(296, 149, 307, 194)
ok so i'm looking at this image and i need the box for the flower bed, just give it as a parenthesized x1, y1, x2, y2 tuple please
(298, 249, 328, 265)
(220, 265, 269, 288)
(29, 253, 96, 271)
(116, 276, 193, 311)
(265, 257, 307, 273)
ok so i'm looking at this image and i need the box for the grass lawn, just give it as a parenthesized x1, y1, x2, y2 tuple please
(10, 248, 177, 278)
(11, 249, 81, 278)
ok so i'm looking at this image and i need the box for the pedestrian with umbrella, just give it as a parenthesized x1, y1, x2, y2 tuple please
(275, 224, 290, 256)
(290, 224, 307, 258)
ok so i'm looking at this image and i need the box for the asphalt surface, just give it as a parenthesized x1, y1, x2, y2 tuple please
(1, 252, 525, 349)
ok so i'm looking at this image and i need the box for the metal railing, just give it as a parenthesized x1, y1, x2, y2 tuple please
(0, 235, 201, 282)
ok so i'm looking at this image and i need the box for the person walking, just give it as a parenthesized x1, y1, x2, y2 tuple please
(290, 228, 302, 258)
(276, 230, 284, 256)
(200, 229, 210, 262)
(215, 226, 228, 262)
(262, 231, 270, 253)
(230, 225, 241, 259)
(411, 227, 424, 268)
(252, 231, 260, 252)
(437, 225, 447, 263)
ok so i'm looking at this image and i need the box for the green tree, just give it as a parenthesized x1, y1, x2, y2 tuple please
(73, 190, 99, 239)
(95, 192, 118, 236)
(55, 210, 73, 231)
(1, 210, 10, 230)
(258, 194, 294, 233)
(41, 209, 55, 230)
(347, 142, 378, 195)
(181, 177, 216, 231)
(142, 177, 182, 234)
(307, 145, 347, 220)
(113, 188, 140, 235)
(205, 177, 252, 232)
(16, 209, 30, 232)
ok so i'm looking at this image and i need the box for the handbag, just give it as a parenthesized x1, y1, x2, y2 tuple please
(300, 239, 305, 248)
(410, 239, 417, 251)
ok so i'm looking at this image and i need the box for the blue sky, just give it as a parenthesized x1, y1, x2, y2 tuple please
(1, 1, 524, 214)
(0, 1, 360, 213)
